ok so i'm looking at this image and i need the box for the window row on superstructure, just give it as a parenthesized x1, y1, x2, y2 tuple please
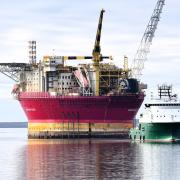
(145, 103, 180, 107)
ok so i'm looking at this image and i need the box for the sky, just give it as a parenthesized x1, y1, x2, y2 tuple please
(0, 0, 180, 122)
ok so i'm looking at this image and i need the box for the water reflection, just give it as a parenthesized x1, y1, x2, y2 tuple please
(141, 142, 180, 180)
(25, 140, 143, 180)
(1, 129, 180, 180)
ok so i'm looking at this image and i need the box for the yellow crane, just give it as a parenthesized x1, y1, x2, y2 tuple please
(92, 9, 105, 96)
(60, 9, 107, 96)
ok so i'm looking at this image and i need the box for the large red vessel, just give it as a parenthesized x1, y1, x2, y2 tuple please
(18, 92, 144, 138)
(11, 9, 146, 138)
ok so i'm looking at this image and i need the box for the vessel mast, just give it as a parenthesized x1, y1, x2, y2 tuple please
(28, 40, 36, 64)
(92, 9, 105, 96)
(131, 0, 165, 79)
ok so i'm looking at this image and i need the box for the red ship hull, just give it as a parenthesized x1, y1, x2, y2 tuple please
(18, 92, 144, 138)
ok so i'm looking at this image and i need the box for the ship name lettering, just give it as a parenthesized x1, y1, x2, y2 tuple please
(128, 109, 138, 112)
(26, 108, 36, 112)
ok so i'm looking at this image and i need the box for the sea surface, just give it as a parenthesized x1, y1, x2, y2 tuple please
(0, 128, 180, 180)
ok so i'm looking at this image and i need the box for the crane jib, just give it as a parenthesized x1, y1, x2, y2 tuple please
(131, 0, 165, 79)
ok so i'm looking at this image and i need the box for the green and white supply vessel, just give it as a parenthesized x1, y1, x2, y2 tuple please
(129, 85, 180, 142)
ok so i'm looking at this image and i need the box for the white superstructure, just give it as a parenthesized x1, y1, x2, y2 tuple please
(140, 85, 180, 123)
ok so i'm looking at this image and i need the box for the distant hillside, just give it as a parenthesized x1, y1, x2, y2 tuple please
(0, 122, 27, 128)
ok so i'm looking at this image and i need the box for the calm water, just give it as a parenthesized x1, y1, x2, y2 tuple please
(0, 129, 180, 180)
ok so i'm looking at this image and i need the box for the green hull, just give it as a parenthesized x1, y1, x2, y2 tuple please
(129, 123, 180, 141)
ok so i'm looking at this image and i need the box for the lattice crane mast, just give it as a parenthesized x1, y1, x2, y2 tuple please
(131, 0, 165, 79)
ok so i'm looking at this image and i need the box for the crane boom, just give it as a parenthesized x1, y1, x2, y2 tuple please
(93, 9, 105, 59)
(131, 0, 165, 79)
(92, 9, 105, 96)
(0, 63, 28, 82)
